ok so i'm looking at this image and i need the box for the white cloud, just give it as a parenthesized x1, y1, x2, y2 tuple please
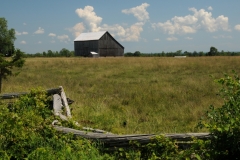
(34, 27, 44, 34)
(189, 8, 230, 32)
(72, 4, 147, 42)
(101, 22, 144, 42)
(154, 38, 160, 41)
(48, 33, 56, 37)
(208, 6, 213, 11)
(167, 37, 178, 41)
(101, 24, 126, 37)
(69, 22, 85, 38)
(72, 4, 145, 41)
(16, 31, 28, 35)
(185, 37, 193, 40)
(57, 34, 70, 43)
(23, 23, 27, 25)
(38, 41, 42, 44)
(172, 15, 198, 25)
(75, 6, 102, 32)
(20, 41, 26, 44)
(152, 20, 196, 34)
(152, 7, 230, 34)
(50, 40, 55, 43)
(122, 22, 144, 41)
(234, 24, 240, 31)
(122, 3, 150, 22)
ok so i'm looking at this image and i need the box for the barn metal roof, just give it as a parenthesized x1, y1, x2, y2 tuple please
(74, 31, 107, 41)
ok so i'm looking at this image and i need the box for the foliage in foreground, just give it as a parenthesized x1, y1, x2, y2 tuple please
(112, 135, 196, 160)
(0, 89, 110, 159)
(1, 71, 240, 159)
(197, 71, 240, 159)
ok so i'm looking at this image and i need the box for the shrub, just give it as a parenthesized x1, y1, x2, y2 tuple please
(198, 71, 240, 159)
(0, 88, 109, 159)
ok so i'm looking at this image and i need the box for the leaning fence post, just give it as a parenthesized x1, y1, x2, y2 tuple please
(59, 86, 72, 118)
(53, 94, 68, 121)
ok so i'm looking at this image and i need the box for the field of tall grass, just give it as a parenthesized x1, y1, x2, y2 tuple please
(3, 56, 240, 134)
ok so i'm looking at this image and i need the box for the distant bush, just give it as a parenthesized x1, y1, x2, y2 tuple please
(124, 51, 141, 57)
(24, 48, 75, 57)
(124, 52, 133, 57)
(133, 51, 141, 57)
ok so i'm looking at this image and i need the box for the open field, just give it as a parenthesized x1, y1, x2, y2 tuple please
(3, 56, 240, 134)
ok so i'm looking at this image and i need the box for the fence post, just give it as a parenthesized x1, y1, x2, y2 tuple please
(60, 86, 72, 118)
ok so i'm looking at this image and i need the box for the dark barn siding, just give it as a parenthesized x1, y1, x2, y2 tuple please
(98, 32, 124, 57)
(74, 41, 98, 57)
(74, 32, 124, 57)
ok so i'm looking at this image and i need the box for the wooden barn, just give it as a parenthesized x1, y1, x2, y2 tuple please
(74, 31, 124, 57)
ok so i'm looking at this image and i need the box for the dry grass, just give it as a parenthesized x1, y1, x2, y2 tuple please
(3, 56, 240, 134)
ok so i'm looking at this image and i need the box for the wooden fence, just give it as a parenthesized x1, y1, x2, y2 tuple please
(54, 125, 210, 149)
(0, 87, 211, 149)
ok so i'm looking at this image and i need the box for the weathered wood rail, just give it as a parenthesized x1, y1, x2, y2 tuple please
(1, 87, 211, 149)
(54, 125, 211, 149)
(0, 88, 62, 99)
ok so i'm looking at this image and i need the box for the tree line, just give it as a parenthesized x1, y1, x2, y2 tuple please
(24, 48, 75, 58)
(125, 47, 240, 57)
(27, 47, 240, 58)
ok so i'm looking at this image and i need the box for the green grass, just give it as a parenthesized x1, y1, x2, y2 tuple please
(3, 56, 240, 134)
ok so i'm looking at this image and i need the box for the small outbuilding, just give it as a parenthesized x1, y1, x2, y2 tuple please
(74, 31, 124, 57)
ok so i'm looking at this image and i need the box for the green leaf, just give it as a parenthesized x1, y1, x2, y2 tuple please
(224, 126, 229, 131)
(217, 128, 222, 132)
(231, 119, 235, 124)
(195, 154, 202, 160)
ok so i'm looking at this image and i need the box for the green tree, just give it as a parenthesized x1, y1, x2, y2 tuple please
(47, 50, 53, 57)
(133, 51, 141, 57)
(161, 51, 165, 57)
(0, 49, 25, 92)
(175, 50, 182, 55)
(70, 51, 75, 57)
(0, 17, 16, 56)
(0, 17, 25, 93)
(43, 51, 46, 57)
(124, 52, 133, 57)
(199, 51, 204, 56)
(207, 46, 218, 56)
(60, 48, 71, 57)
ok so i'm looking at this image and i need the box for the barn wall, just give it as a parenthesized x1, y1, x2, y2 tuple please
(74, 32, 124, 57)
(98, 33, 124, 57)
(74, 41, 98, 56)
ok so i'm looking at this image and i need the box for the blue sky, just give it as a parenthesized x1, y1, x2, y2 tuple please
(1, 0, 240, 54)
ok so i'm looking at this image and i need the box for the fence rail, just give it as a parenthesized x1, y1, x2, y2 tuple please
(54, 125, 210, 149)
(0, 88, 61, 99)
(1, 87, 211, 149)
